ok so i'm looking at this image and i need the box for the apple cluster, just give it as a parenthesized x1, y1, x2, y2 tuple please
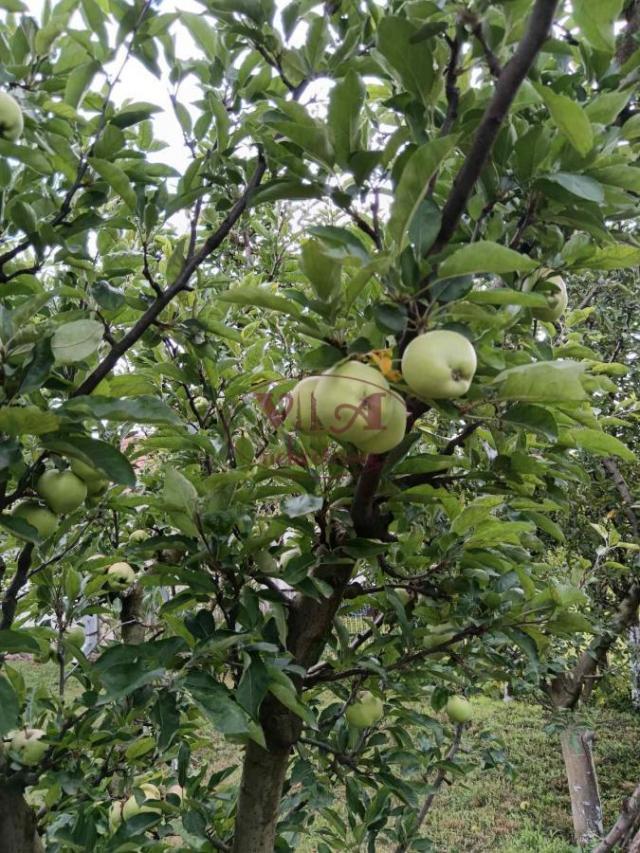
(284, 330, 478, 455)
(11, 458, 109, 542)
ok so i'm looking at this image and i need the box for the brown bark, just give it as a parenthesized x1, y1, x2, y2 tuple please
(593, 779, 640, 853)
(231, 741, 289, 853)
(120, 583, 145, 645)
(617, 0, 640, 65)
(560, 727, 604, 845)
(0, 783, 43, 853)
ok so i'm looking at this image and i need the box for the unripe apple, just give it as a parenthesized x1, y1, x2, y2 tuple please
(193, 396, 208, 416)
(524, 270, 568, 322)
(315, 362, 402, 449)
(284, 376, 324, 434)
(66, 625, 85, 648)
(8, 728, 47, 766)
(345, 691, 384, 728)
(358, 389, 407, 454)
(128, 529, 149, 543)
(108, 800, 124, 832)
(37, 470, 87, 514)
(69, 458, 109, 495)
(11, 501, 58, 539)
(122, 782, 162, 821)
(0, 92, 24, 141)
(402, 331, 477, 400)
(445, 695, 473, 723)
(106, 561, 135, 589)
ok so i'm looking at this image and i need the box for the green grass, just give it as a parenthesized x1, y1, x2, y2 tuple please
(9, 660, 640, 851)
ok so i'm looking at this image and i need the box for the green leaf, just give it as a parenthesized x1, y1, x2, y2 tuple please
(467, 289, 549, 308)
(574, 244, 640, 271)
(0, 140, 52, 174)
(409, 198, 441, 259)
(585, 90, 632, 124)
(300, 239, 342, 300)
(90, 279, 125, 311)
(180, 12, 218, 55)
(328, 70, 366, 167)
(183, 671, 253, 737)
(40, 435, 136, 486)
(59, 396, 180, 425)
(268, 682, 315, 724)
(19, 338, 54, 395)
(561, 428, 635, 461)
(0, 514, 41, 543)
(163, 468, 198, 513)
(494, 361, 587, 402)
(236, 656, 271, 718)
(438, 242, 537, 279)
(573, 0, 624, 53)
(282, 494, 323, 517)
(125, 736, 155, 760)
(51, 319, 104, 364)
(535, 85, 594, 156)
(377, 16, 434, 101)
(503, 404, 558, 441)
(250, 180, 323, 207)
(217, 286, 302, 319)
(88, 157, 137, 210)
(0, 675, 19, 736)
(539, 172, 604, 203)
(388, 137, 456, 249)
(0, 629, 40, 653)
(110, 102, 163, 129)
(0, 406, 60, 436)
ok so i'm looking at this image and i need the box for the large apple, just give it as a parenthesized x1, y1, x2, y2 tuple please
(0, 92, 24, 141)
(358, 389, 407, 454)
(315, 362, 399, 448)
(345, 691, 384, 728)
(524, 270, 568, 322)
(66, 625, 85, 648)
(8, 728, 47, 766)
(122, 782, 162, 821)
(445, 695, 473, 723)
(70, 458, 109, 495)
(37, 470, 87, 514)
(106, 561, 136, 589)
(11, 501, 58, 539)
(284, 375, 323, 434)
(402, 330, 477, 400)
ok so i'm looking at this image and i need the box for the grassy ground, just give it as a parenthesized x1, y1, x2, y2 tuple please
(9, 660, 640, 851)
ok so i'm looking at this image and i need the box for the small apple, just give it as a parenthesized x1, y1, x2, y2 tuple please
(106, 561, 135, 589)
(402, 330, 477, 400)
(128, 529, 149, 543)
(11, 501, 58, 539)
(108, 800, 124, 832)
(445, 695, 473, 724)
(315, 362, 400, 448)
(66, 625, 85, 648)
(70, 458, 109, 495)
(0, 92, 24, 142)
(193, 396, 209, 416)
(8, 728, 47, 766)
(345, 691, 384, 728)
(122, 782, 162, 821)
(284, 376, 324, 434)
(358, 389, 407, 454)
(524, 270, 568, 322)
(37, 470, 87, 514)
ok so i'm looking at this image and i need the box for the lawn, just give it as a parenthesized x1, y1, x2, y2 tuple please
(10, 660, 640, 851)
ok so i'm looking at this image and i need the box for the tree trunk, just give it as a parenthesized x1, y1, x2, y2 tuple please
(0, 784, 43, 853)
(121, 583, 145, 645)
(630, 621, 640, 712)
(560, 726, 604, 845)
(231, 739, 290, 853)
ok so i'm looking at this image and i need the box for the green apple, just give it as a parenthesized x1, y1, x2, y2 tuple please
(122, 782, 162, 821)
(193, 396, 208, 416)
(108, 800, 124, 832)
(445, 695, 473, 723)
(70, 458, 109, 495)
(8, 728, 47, 766)
(106, 561, 135, 589)
(37, 470, 87, 514)
(128, 529, 149, 543)
(358, 389, 407, 454)
(524, 270, 568, 322)
(284, 375, 324, 434)
(402, 330, 477, 400)
(315, 362, 400, 448)
(345, 691, 384, 728)
(0, 92, 23, 142)
(66, 625, 85, 648)
(11, 501, 58, 539)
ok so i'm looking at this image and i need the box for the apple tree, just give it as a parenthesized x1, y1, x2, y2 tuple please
(0, 0, 640, 851)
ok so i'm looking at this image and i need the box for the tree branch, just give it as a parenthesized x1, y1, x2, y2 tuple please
(602, 458, 639, 540)
(0, 544, 34, 632)
(593, 780, 640, 853)
(431, 0, 559, 253)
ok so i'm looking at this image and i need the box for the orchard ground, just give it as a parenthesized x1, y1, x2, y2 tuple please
(15, 660, 639, 852)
